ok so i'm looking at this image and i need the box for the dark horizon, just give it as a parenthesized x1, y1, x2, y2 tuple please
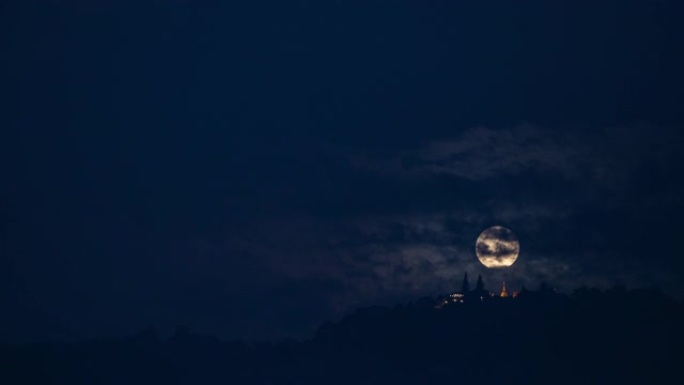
(2, 284, 681, 384)
(0, 274, 676, 345)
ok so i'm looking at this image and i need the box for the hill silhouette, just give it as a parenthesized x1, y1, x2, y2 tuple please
(1, 286, 681, 384)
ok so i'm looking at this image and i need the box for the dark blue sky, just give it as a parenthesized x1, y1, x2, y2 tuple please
(2, 0, 684, 342)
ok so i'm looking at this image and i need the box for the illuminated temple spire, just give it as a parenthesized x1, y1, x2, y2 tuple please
(500, 281, 509, 298)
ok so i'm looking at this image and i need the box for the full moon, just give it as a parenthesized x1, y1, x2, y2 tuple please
(475, 226, 520, 268)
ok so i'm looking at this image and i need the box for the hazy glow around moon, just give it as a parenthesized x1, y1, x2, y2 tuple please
(475, 226, 520, 268)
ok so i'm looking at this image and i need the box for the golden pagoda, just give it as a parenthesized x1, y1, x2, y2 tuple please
(500, 281, 509, 298)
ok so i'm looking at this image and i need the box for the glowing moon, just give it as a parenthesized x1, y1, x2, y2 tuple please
(475, 226, 520, 268)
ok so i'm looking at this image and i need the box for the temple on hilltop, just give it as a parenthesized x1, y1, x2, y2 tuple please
(436, 273, 521, 308)
(500, 281, 509, 298)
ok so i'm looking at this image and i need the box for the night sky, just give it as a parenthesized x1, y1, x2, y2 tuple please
(2, 1, 684, 343)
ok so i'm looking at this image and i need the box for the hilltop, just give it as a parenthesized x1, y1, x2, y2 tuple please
(1, 286, 681, 384)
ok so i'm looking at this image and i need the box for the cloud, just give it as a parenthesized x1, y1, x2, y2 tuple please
(350, 124, 683, 192)
(406, 125, 580, 180)
(349, 125, 570, 179)
(343, 124, 683, 294)
(184, 123, 684, 338)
